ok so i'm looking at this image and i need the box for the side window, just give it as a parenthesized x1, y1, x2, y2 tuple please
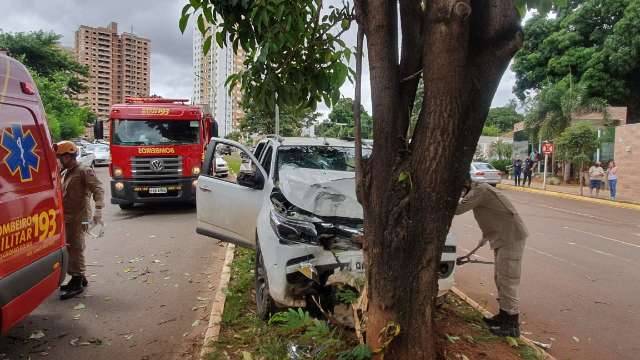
(260, 146, 273, 176)
(253, 142, 265, 160)
(204, 142, 264, 188)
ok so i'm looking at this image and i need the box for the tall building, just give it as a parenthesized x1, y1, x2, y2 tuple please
(192, 19, 245, 138)
(75, 22, 150, 120)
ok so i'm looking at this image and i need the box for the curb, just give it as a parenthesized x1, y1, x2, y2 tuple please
(497, 183, 640, 211)
(199, 243, 236, 360)
(451, 286, 557, 360)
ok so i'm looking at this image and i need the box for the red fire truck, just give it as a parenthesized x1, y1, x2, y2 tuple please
(108, 97, 217, 209)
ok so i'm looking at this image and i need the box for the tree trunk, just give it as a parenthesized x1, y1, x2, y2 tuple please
(626, 79, 640, 124)
(355, 0, 522, 358)
(563, 161, 571, 183)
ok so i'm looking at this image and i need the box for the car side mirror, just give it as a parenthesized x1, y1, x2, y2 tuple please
(237, 169, 264, 190)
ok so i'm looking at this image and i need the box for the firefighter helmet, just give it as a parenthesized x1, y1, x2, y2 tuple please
(54, 141, 78, 156)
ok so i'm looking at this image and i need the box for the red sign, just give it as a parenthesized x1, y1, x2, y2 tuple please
(542, 143, 554, 154)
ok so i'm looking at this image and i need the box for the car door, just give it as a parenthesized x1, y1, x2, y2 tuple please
(196, 138, 269, 248)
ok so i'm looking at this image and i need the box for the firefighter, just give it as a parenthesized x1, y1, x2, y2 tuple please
(455, 173, 528, 337)
(54, 141, 105, 300)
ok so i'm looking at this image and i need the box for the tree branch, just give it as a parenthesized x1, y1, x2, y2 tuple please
(398, 0, 425, 139)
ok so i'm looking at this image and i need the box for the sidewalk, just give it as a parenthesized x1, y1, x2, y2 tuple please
(498, 180, 640, 210)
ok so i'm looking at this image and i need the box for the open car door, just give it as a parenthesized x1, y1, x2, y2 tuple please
(196, 138, 268, 249)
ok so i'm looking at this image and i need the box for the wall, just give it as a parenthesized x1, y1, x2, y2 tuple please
(614, 123, 640, 202)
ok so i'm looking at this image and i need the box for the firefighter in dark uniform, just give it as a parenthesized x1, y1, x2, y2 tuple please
(54, 141, 105, 300)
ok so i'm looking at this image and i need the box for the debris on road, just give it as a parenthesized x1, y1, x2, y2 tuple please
(73, 303, 86, 310)
(158, 318, 177, 326)
(29, 330, 46, 340)
(531, 340, 552, 350)
(573, 336, 580, 343)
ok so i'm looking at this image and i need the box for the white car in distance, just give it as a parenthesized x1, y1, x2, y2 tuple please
(196, 137, 457, 320)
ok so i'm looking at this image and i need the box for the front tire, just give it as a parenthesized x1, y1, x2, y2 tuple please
(119, 203, 134, 210)
(255, 245, 278, 321)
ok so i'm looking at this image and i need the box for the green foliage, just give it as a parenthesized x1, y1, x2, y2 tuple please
(316, 97, 373, 139)
(225, 131, 242, 142)
(513, 0, 640, 120)
(490, 139, 513, 160)
(181, 0, 354, 114)
(490, 159, 512, 174)
(486, 101, 524, 133)
(0, 30, 95, 140)
(554, 122, 599, 166)
(239, 103, 320, 137)
(335, 288, 359, 305)
(337, 344, 373, 360)
(481, 125, 502, 137)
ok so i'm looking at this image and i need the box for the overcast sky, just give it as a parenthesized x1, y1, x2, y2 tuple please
(0, 0, 518, 115)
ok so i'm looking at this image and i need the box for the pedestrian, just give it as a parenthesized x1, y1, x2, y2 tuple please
(588, 161, 605, 197)
(513, 157, 522, 186)
(607, 160, 618, 200)
(54, 141, 105, 300)
(522, 155, 535, 187)
(456, 173, 528, 337)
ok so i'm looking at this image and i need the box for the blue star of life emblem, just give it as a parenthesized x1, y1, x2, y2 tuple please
(1, 124, 40, 182)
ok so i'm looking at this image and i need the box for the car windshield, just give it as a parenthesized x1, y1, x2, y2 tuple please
(277, 146, 371, 172)
(474, 163, 496, 170)
(112, 119, 200, 145)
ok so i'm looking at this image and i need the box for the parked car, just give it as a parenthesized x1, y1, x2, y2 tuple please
(76, 145, 96, 168)
(0, 52, 67, 334)
(86, 143, 110, 166)
(196, 137, 457, 320)
(470, 162, 502, 186)
(214, 156, 229, 177)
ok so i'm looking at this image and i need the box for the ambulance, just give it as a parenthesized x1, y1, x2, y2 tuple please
(0, 53, 67, 334)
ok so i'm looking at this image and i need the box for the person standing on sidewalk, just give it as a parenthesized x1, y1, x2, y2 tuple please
(588, 161, 605, 197)
(54, 141, 105, 300)
(607, 161, 618, 200)
(456, 173, 528, 337)
(512, 158, 522, 186)
(522, 156, 535, 187)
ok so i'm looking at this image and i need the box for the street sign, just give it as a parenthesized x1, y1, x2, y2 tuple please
(542, 143, 554, 155)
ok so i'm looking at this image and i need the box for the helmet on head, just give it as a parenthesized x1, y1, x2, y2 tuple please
(54, 141, 78, 156)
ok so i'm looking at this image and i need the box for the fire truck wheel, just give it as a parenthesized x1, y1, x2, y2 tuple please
(119, 203, 134, 210)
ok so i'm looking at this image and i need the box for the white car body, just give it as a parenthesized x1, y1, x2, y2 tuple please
(196, 137, 456, 312)
(76, 146, 96, 167)
(214, 156, 229, 177)
(86, 143, 110, 166)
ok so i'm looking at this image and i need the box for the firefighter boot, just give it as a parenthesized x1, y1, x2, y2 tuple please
(60, 276, 85, 300)
(483, 309, 508, 327)
(60, 275, 88, 291)
(489, 313, 520, 338)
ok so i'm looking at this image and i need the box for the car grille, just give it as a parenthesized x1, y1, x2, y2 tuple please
(131, 156, 182, 179)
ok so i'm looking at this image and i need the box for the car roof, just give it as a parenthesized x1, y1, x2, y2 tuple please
(267, 136, 367, 148)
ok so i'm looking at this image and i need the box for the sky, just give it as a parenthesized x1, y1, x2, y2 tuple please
(0, 0, 519, 116)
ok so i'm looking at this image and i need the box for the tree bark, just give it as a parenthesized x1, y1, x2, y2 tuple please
(356, 0, 522, 358)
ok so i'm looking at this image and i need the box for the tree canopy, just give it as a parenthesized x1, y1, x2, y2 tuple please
(0, 31, 93, 140)
(485, 100, 524, 133)
(512, 0, 640, 122)
(239, 103, 320, 137)
(316, 97, 373, 139)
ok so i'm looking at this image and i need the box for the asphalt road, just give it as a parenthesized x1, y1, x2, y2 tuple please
(452, 187, 640, 360)
(0, 167, 227, 360)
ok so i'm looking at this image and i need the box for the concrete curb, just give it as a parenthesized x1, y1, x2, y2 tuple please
(451, 286, 557, 360)
(199, 243, 236, 360)
(497, 183, 640, 211)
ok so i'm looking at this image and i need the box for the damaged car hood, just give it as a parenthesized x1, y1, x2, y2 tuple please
(278, 165, 362, 218)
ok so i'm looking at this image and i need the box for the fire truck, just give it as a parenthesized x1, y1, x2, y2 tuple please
(108, 97, 217, 209)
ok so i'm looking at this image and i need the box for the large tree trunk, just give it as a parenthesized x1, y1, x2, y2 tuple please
(354, 0, 523, 358)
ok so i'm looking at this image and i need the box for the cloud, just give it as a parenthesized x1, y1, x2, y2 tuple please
(0, 0, 194, 98)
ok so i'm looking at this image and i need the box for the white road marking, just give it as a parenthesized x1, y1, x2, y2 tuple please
(566, 242, 633, 264)
(525, 245, 589, 271)
(563, 226, 640, 249)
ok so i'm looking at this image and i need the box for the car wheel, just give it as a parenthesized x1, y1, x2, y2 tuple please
(119, 203, 134, 210)
(255, 245, 278, 321)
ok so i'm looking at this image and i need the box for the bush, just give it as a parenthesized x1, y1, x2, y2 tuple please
(490, 159, 511, 174)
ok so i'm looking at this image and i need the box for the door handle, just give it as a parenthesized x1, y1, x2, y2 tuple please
(199, 185, 212, 192)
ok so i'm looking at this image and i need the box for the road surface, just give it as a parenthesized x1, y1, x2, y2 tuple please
(0, 167, 227, 360)
(452, 187, 640, 360)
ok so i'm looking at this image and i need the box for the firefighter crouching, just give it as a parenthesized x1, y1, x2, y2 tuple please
(54, 141, 105, 300)
(455, 172, 528, 337)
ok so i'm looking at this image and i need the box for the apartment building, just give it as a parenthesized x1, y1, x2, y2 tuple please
(192, 18, 245, 138)
(75, 22, 150, 120)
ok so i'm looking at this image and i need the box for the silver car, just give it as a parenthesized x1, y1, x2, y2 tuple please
(76, 146, 96, 168)
(86, 143, 111, 166)
(470, 162, 502, 186)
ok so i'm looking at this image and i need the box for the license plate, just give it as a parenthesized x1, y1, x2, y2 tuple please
(149, 187, 168, 194)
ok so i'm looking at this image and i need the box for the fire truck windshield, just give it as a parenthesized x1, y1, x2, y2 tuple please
(112, 119, 200, 145)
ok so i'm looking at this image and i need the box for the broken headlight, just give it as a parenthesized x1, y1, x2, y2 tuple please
(270, 209, 319, 245)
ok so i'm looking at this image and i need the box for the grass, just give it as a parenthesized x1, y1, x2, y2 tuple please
(224, 154, 242, 175)
(206, 247, 548, 360)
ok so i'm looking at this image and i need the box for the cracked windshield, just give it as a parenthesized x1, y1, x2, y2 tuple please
(1, 0, 639, 359)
